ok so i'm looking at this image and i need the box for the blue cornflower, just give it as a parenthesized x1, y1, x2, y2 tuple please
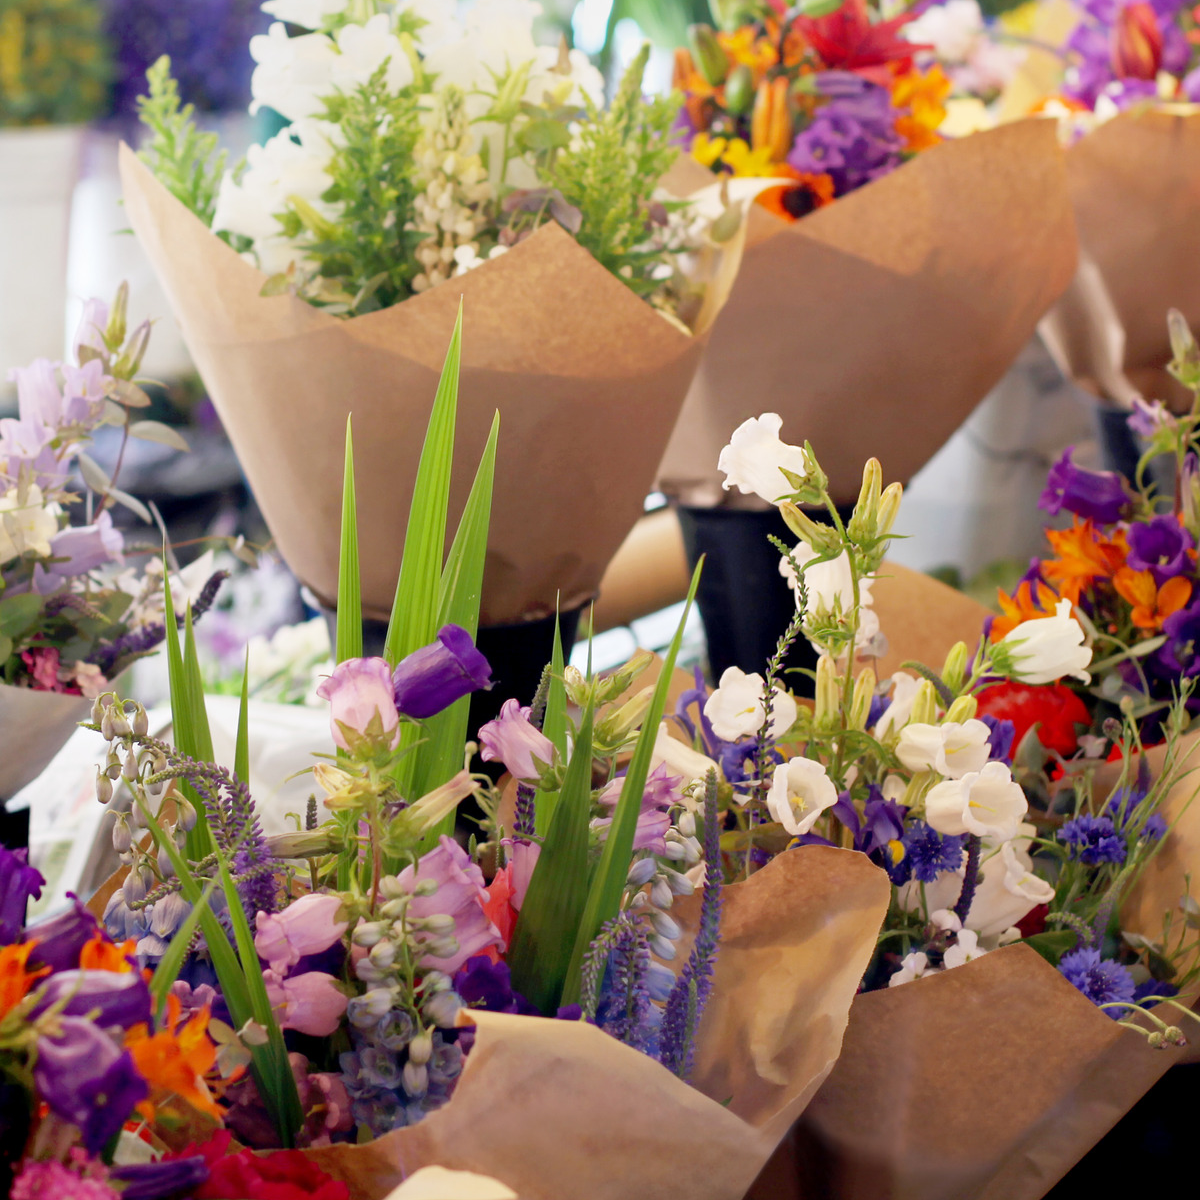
(1058, 814, 1127, 865)
(1142, 814, 1168, 840)
(902, 821, 966, 884)
(1133, 977, 1178, 1005)
(1058, 947, 1136, 1016)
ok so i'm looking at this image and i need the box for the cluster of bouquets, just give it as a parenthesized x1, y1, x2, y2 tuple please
(11, 326, 890, 1199)
(674, 409, 1200, 1197)
(0, 289, 222, 798)
(655, 0, 1077, 505)
(120, 0, 746, 631)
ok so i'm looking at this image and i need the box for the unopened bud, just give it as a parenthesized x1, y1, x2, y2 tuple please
(408, 1032, 434, 1065)
(417, 913, 456, 936)
(109, 707, 131, 738)
(663, 867, 694, 897)
(597, 687, 653, 744)
(814, 654, 839, 729)
(627, 857, 657, 888)
(849, 667, 876, 732)
(662, 841, 686, 862)
(944, 694, 978, 724)
(95, 769, 114, 806)
(724, 62, 754, 114)
(123, 865, 148, 904)
(910, 679, 939, 727)
(111, 812, 133, 853)
(91, 693, 113, 724)
(688, 23, 727, 85)
(677, 811, 696, 838)
(648, 933, 677, 961)
(157, 838, 176, 879)
(649, 910, 681, 940)
(402, 1062, 428, 1096)
(650, 876, 673, 909)
(425, 935, 459, 960)
(424, 990, 463, 1028)
(847, 458, 882, 545)
(779, 502, 840, 555)
(353, 921, 388, 948)
(369, 940, 397, 969)
(877, 483, 903, 540)
(132, 707, 149, 737)
(682, 836, 702, 865)
(122, 749, 139, 782)
(562, 665, 591, 707)
(941, 642, 969, 693)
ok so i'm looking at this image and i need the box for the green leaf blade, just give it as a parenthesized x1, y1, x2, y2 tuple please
(336, 416, 363, 664)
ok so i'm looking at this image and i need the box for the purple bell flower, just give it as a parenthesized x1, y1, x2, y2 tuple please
(32, 511, 124, 595)
(392, 624, 493, 720)
(1159, 600, 1200, 676)
(26, 897, 101, 972)
(1126, 515, 1193, 584)
(0, 847, 44, 944)
(111, 1158, 210, 1200)
(31, 968, 153, 1030)
(1038, 448, 1131, 525)
(34, 1018, 148, 1153)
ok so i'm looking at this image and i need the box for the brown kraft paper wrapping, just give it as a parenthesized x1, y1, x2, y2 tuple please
(1042, 109, 1200, 408)
(655, 119, 1078, 505)
(299, 847, 890, 1200)
(117, 145, 711, 626)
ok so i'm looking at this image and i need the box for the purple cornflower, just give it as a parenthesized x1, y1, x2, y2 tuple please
(658, 770, 722, 1079)
(1058, 814, 1127, 865)
(1058, 946, 1137, 1015)
(1039, 448, 1132, 525)
(788, 76, 905, 195)
(1127, 515, 1193, 584)
(0, 848, 44, 944)
(902, 820, 966, 884)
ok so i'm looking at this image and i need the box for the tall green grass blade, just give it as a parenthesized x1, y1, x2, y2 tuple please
(161, 566, 214, 860)
(149, 873, 219, 1017)
(561, 562, 703, 1005)
(235, 657, 250, 785)
(336, 415, 363, 664)
(506, 700, 597, 1014)
(384, 304, 463, 667)
(534, 613, 568, 839)
(413, 411, 499, 849)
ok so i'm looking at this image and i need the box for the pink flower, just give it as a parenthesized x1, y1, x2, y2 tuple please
(478, 698, 555, 781)
(22, 646, 68, 692)
(395, 836, 503, 973)
(255, 893, 348, 975)
(264, 970, 348, 1036)
(508, 839, 539, 912)
(593, 762, 684, 854)
(316, 657, 400, 754)
(12, 1151, 117, 1200)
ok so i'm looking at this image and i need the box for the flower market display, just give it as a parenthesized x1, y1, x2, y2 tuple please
(0, 287, 222, 799)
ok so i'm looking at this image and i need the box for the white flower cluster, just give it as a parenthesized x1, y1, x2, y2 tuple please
(903, 0, 1025, 98)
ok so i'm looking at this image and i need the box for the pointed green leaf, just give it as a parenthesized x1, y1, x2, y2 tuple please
(561, 561, 703, 1005)
(235, 655, 250, 785)
(506, 700, 597, 1014)
(336, 416, 363, 664)
(534, 614, 567, 839)
(149, 873, 220, 1016)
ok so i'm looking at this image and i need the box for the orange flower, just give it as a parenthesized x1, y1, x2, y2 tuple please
(0, 942, 49, 1019)
(79, 933, 138, 974)
(756, 169, 835, 220)
(891, 64, 950, 152)
(1112, 568, 1192, 631)
(718, 26, 778, 79)
(125, 993, 222, 1120)
(1041, 518, 1128, 605)
(990, 580, 1062, 641)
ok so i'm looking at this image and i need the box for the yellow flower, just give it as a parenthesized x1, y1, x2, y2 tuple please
(718, 27, 777, 78)
(690, 131, 728, 169)
(892, 64, 951, 152)
(722, 137, 781, 177)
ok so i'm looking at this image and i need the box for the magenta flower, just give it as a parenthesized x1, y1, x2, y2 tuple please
(396, 836, 503, 973)
(478, 698, 555, 781)
(0, 847, 44, 943)
(593, 762, 684, 854)
(264, 969, 348, 1036)
(255, 893, 348, 975)
(392, 624, 493, 720)
(316, 657, 400, 753)
(34, 1018, 147, 1154)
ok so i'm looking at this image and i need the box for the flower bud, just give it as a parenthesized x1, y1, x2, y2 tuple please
(122, 749, 139, 783)
(876, 482, 903, 540)
(424, 990, 463, 1029)
(596, 687, 653, 745)
(413, 878, 439, 897)
(910, 679, 939, 727)
(111, 812, 133, 854)
(672, 46, 695, 91)
(353, 921, 388, 948)
(91, 693, 113, 724)
(627, 857, 657, 888)
(649, 910, 681, 940)
(663, 867, 694, 897)
(1110, 1, 1162, 80)
(847, 458, 882, 545)
(416, 913, 456, 936)
(849, 666, 876, 732)
(408, 1031, 434, 1065)
(354, 959, 387, 984)
(688, 24, 728, 86)
(562, 666, 591, 707)
(779, 502, 840, 555)
(751, 76, 791, 162)
(648, 933, 677, 961)
(132, 707, 149, 737)
(157, 838, 176, 879)
(662, 841, 686, 862)
(677, 811, 696, 838)
(95, 769, 113, 806)
(682, 836, 702, 866)
(724, 63, 754, 114)
(100, 708, 116, 741)
(369, 940, 397, 969)
(402, 1062, 428, 1097)
(105, 750, 122, 780)
(944, 694, 977, 724)
(650, 876, 673, 909)
(380, 898, 408, 922)
(425, 935, 459, 960)
(109, 707, 131, 738)
(941, 642, 969, 693)
(814, 654, 839, 730)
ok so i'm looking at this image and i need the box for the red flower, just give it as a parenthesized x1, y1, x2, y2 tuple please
(975, 680, 1091, 759)
(793, 0, 925, 84)
(1016, 903, 1048, 938)
(177, 1131, 350, 1200)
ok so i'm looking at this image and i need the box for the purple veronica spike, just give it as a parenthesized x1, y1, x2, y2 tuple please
(1038, 448, 1131, 525)
(0, 848, 44, 944)
(34, 1018, 148, 1154)
(392, 625, 493, 720)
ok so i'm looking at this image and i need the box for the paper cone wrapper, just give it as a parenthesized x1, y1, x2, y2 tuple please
(118, 145, 708, 625)
(0, 682, 91, 801)
(655, 119, 1078, 504)
(296, 847, 889, 1200)
(1042, 109, 1200, 407)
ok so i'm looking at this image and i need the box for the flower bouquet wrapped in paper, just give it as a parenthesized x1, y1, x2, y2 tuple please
(23, 324, 890, 1199)
(0, 289, 223, 801)
(668, 409, 1200, 1198)
(655, 0, 1077, 504)
(120, 0, 744, 634)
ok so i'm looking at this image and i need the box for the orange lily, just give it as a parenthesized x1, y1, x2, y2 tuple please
(125, 993, 222, 1120)
(1112, 568, 1192, 631)
(718, 26, 778, 80)
(990, 580, 1062, 641)
(1041, 518, 1128, 605)
(751, 75, 793, 163)
(0, 942, 49, 1019)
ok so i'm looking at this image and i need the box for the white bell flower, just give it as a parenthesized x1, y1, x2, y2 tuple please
(996, 599, 1092, 684)
(779, 541, 876, 622)
(962, 839, 1055, 937)
(766, 756, 838, 836)
(703, 666, 797, 743)
(888, 951, 932, 987)
(331, 14, 414, 95)
(942, 928, 988, 970)
(650, 722, 720, 787)
(0, 485, 59, 563)
(718, 413, 813, 505)
(261, 0, 346, 30)
(896, 720, 992, 780)
(924, 761, 1027, 841)
(874, 671, 921, 739)
(249, 24, 338, 122)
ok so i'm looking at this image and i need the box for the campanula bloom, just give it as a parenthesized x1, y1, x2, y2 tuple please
(31, 968, 153, 1030)
(995, 598, 1092, 684)
(316, 656, 400, 753)
(717, 413, 815, 505)
(1039, 448, 1131, 525)
(767, 756, 839, 835)
(255, 893, 348, 975)
(478, 698, 554, 781)
(392, 625, 493, 720)
(703, 665, 798, 742)
(1127, 515, 1193, 584)
(924, 761, 1027, 840)
(0, 848, 43, 944)
(896, 720, 993, 779)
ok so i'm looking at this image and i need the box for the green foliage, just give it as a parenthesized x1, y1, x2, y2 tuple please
(136, 56, 227, 226)
(538, 44, 683, 299)
(280, 63, 423, 315)
(0, 0, 110, 127)
(336, 417, 363, 665)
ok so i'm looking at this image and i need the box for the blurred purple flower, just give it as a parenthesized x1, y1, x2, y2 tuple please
(788, 82, 904, 195)
(1039, 447, 1131, 524)
(31, 968, 153, 1030)
(26, 897, 101, 972)
(33, 511, 125, 595)
(111, 1158, 209, 1200)
(0, 848, 44, 944)
(1127, 514, 1193, 583)
(392, 624, 493, 720)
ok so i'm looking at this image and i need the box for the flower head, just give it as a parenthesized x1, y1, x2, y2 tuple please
(1058, 946, 1136, 1015)
(255, 893, 348, 976)
(924, 760, 1027, 840)
(896, 720, 993, 779)
(1058, 814, 1127, 865)
(317, 656, 400, 754)
(702, 666, 798, 742)
(767, 756, 839, 835)
(902, 820, 966, 883)
(392, 625, 493, 720)
(1039, 448, 1131, 525)
(1112, 567, 1192, 633)
(995, 598, 1092, 684)
(974, 680, 1091, 759)
(718, 413, 814, 505)
(124, 992, 221, 1120)
(478, 698, 554, 781)
(1126, 515, 1193, 584)
(0, 847, 44, 944)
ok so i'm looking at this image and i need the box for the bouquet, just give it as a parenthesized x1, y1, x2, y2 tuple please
(119, 0, 739, 632)
(22, 324, 889, 1200)
(655, 0, 1076, 506)
(0, 288, 222, 798)
(676, 409, 1200, 1197)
